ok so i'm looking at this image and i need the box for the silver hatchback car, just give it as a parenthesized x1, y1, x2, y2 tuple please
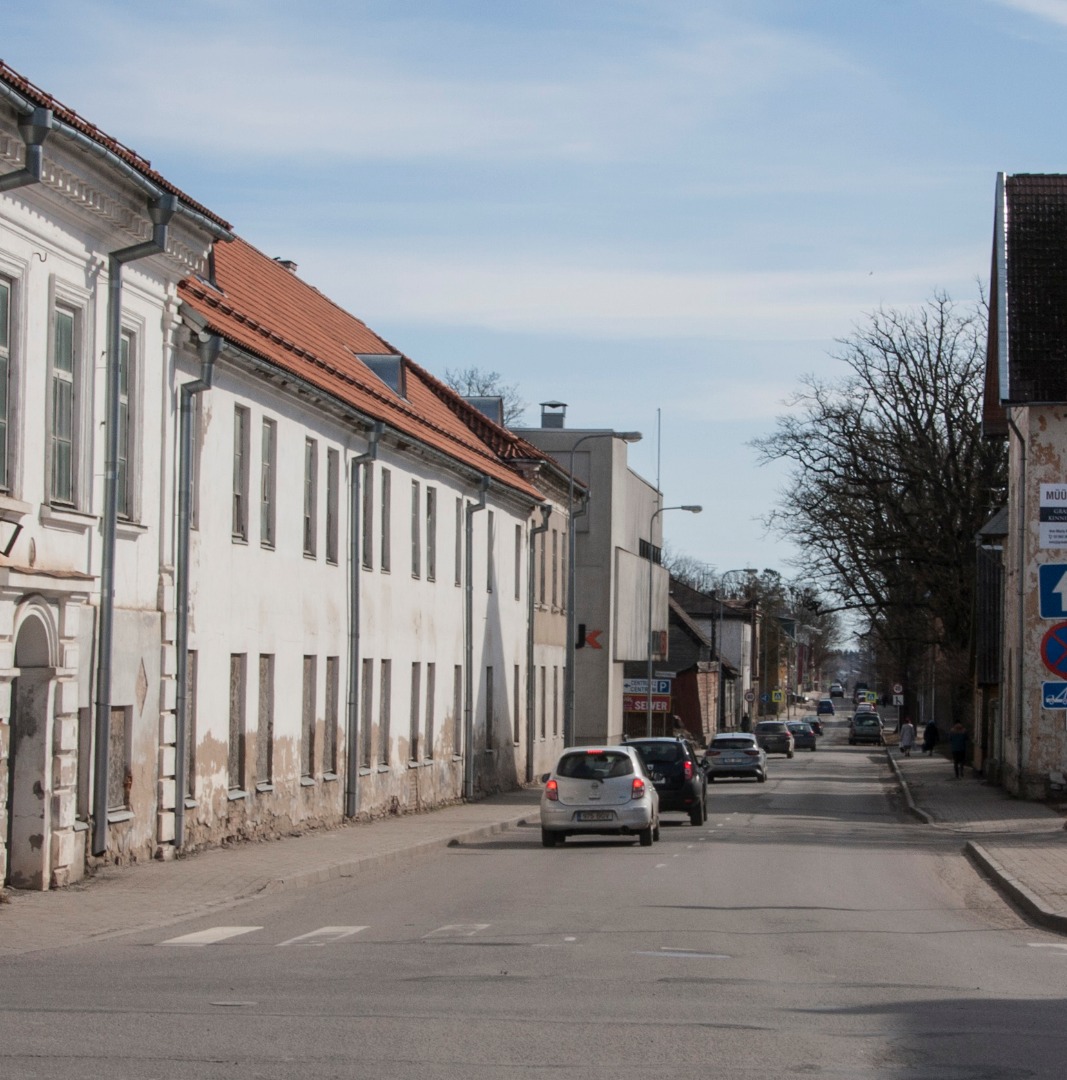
(540, 746, 660, 847)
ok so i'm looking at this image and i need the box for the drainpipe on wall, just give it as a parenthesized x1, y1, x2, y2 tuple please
(1008, 412, 1027, 791)
(526, 504, 551, 783)
(92, 195, 179, 858)
(172, 331, 222, 850)
(0, 107, 52, 193)
(345, 423, 383, 820)
(464, 477, 489, 800)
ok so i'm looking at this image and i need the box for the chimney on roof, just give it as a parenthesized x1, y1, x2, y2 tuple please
(273, 257, 298, 273)
(540, 400, 567, 429)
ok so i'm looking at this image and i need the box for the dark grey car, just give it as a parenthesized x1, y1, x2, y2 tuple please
(754, 720, 795, 758)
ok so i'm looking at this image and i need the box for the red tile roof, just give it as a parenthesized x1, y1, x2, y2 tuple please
(180, 238, 548, 499)
(0, 59, 230, 231)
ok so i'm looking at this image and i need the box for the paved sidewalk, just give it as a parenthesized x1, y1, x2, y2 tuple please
(889, 748, 1067, 934)
(0, 788, 541, 956)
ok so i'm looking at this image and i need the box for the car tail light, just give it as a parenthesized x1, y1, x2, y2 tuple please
(683, 760, 694, 780)
(631, 777, 646, 800)
(707, 750, 722, 758)
(545, 779, 559, 801)
(744, 749, 760, 757)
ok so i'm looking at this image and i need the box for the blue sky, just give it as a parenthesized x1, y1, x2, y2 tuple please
(5, 0, 1067, 578)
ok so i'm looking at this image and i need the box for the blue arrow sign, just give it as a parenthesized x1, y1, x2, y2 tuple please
(1039, 565, 1067, 618)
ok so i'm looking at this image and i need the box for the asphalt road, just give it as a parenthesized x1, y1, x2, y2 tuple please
(2, 728, 1065, 1079)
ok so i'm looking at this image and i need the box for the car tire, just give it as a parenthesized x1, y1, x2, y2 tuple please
(787, 750, 794, 759)
(652, 820, 661, 842)
(541, 829, 558, 848)
(757, 770, 766, 783)
(689, 799, 705, 826)
(707, 774, 715, 782)
(811, 746, 817, 752)
(638, 824, 654, 847)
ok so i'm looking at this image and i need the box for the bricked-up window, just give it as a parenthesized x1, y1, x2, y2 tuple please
(424, 662, 436, 760)
(50, 307, 77, 506)
(116, 331, 134, 520)
(551, 529, 559, 608)
(228, 654, 246, 791)
(303, 438, 318, 557)
(324, 656, 339, 774)
(411, 480, 421, 577)
(107, 707, 129, 811)
(426, 487, 437, 581)
(409, 662, 421, 761)
(539, 529, 546, 606)
(257, 654, 274, 785)
(76, 707, 92, 822)
(0, 277, 10, 491)
(454, 497, 463, 586)
(379, 659, 392, 765)
(261, 419, 276, 548)
(326, 449, 339, 565)
(513, 664, 521, 744)
(485, 666, 495, 749)
(184, 650, 198, 799)
(361, 463, 374, 569)
(540, 666, 546, 739)
(360, 658, 374, 768)
(302, 655, 316, 778)
(486, 511, 495, 593)
(380, 467, 392, 571)
(553, 666, 559, 736)
(452, 664, 462, 754)
(232, 406, 249, 540)
(514, 525, 522, 600)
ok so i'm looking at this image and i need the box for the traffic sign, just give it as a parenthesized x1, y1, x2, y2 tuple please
(623, 678, 671, 695)
(1040, 622, 1067, 677)
(1043, 682, 1067, 709)
(1039, 565, 1067, 618)
(892, 683, 903, 695)
(744, 690, 755, 703)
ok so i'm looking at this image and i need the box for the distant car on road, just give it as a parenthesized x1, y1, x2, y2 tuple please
(848, 713, 884, 746)
(787, 720, 818, 751)
(626, 737, 707, 825)
(754, 720, 795, 758)
(829, 682, 844, 698)
(807, 717, 824, 736)
(703, 732, 767, 782)
(817, 698, 835, 715)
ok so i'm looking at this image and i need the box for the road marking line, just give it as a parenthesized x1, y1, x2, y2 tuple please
(635, 949, 731, 959)
(278, 926, 368, 947)
(1028, 943, 1067, 950)
(423, 923, 490, 938)
(159, 926, 262, 947)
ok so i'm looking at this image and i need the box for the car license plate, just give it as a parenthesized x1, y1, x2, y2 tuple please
(723, 754, 747, 765)
(576, 811, 614, 822)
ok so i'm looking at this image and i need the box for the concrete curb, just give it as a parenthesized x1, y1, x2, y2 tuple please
(885, 748, 934, 824)
(965, 841, 1067, 936)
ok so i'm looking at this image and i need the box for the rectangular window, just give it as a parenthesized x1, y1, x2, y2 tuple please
(409, 662, 421, 761)
(229, 654, 246, 790)
(426, 487, 437, 581)
(553, 666, 560, 736)
(324, 656, 339, 774)
(261, 419, 276, 547)
(232, 406, 249, 540)
(411, 479, 421, 578)
(513, 664, 521, 745)
(360, 658, 374, 768)
(361, 463, 374, 569)
(107, 707, 129, 811)
(257, 654, 274, 785)
(424, 662, 435, 760)
(0, 277, 10, 491)
(560, 531, 566, 613)
(485, 666, 494, 749)
(303, 438, 318, 557)
(551, 529, 559, 608)
(452, 665, 463, 754)
(539, 530, 546, 606)
(379, 658, 392, 765)
(514, 525, 522, 601)
(326, 448, 339, 564)
(184, 651, 198, 799)
(486, 510, 495, 593)
(76, 707, 92, 822)
(380, 467, 392, 571)
(190, 401, 202, 531)
(302, 655, 317, 778)
(539, 667, 546, 739)
(455, 497, 463, 586)
(51, 307, 76, 505)
(116, 331, 134, 520)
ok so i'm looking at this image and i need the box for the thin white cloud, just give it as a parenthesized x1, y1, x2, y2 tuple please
(990, 0, 1067, 26)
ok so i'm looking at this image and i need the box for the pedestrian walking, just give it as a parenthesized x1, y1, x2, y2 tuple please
(922, 720, 939, 755)
(898, 718, 916, 757)
(949, 721, 968, 778)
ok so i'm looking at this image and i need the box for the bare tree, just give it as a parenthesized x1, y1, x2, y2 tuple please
(751, 292, 1006, 718)
(443, 367, 528, 427)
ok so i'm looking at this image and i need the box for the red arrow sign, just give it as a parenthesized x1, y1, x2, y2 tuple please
(585, 629, 603, 650)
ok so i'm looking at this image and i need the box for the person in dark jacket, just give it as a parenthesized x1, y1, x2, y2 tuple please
(922, 721, 939, 756)
(948, 721, 967, 778)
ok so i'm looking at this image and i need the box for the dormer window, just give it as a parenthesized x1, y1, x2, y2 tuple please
(357, 353, 406, 398)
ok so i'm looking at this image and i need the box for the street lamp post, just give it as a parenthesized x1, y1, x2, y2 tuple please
(716, 568, 756, 732)
(645, 504, 702, 736)
(564, 430, 642, 746)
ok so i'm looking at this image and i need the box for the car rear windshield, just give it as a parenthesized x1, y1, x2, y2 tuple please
(556, 751, 634, 779)
(713, 738, 756, 749)
(854, 717, 880, 727)
(755, 722, 787, 732)
(629, 742, 683, 763)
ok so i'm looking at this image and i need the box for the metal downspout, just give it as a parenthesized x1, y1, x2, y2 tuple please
(464, 477, 489, 800)
(0, 107, 52, 192)
(92, 195, 179, 857)
(526, 505, 551, 783)
(345, 423, 383, 819)
(173, 332, 221, 849)
(1008, 412, 1027, 790)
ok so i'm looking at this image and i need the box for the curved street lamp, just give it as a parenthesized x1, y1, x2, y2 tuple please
(717, 568, 757, 731)
(645, 504, 702, 736)
(564, 430, 642, 746)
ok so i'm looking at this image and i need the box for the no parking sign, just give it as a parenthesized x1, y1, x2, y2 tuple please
(1040, 622, 1067, 678)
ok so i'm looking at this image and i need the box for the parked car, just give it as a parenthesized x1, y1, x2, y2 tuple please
(540, 746, 660, 847)
(848, 713, 884, 746)
(786, 720, 818, 751)
(703, 732, 767, 782)
(829, 682, 844, 698)
(816, 698, 836, 715)
(853, 702, 877, 715)
(627, 737, 707, 825)
(754, 720, 795, 758)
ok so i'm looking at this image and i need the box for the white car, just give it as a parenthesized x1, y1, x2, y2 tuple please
(703, 732, 768, 782)
(540, 746, 660, 847)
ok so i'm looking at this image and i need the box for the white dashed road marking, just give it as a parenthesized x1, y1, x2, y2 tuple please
(278, 926, 368, 947)
(423, 923, 491, 938)
(159, 926, 262, 947)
